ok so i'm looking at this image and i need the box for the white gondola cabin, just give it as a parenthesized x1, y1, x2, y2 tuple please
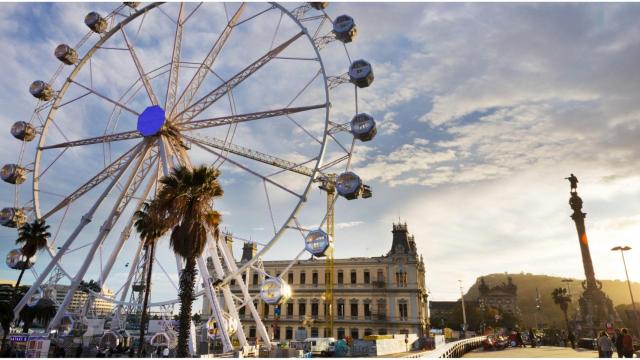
(54, 44, 78, 65)
(1, 164, 27, 184)
(333, 15, 357, 43)
(260, 277, 292, 306)
(85, 12, 108, 33)
(0, 207, 27, 228)
(305, 229, 331, 257)
(349, 59, 374, 88)
(11, 121, 36, 142)
(6, 248, 35, 270)
(350, 113, 377, 142)
(29, 81, 53, 101)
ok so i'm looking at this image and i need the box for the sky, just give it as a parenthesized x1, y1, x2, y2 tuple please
(1, 2, 639, 310)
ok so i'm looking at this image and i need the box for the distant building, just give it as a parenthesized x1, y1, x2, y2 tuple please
(429, 301, 458, 328)
(203, 222, 429, 341)
(477, 276, 518, 315)
(0, 280, 114, 315)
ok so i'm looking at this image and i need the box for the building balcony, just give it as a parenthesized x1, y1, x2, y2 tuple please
(372, 281, 386, 288)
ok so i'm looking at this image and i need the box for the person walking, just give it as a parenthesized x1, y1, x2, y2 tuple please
(529, 329, 537, 348)
(597, 331, 613, 358)
(162, 347, 169, 358)
(621, 328, 634, 358)
(615, 329, 624, 358)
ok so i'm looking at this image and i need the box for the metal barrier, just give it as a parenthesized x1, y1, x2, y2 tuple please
(424, 336, 488, 358)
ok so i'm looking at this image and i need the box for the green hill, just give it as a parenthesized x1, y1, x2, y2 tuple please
(464, 273, 640, 328)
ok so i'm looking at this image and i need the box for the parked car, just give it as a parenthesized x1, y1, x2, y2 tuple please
(305, 337, 336, 356)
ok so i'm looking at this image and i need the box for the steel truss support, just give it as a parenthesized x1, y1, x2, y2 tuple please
(216, 240, 271, 348)
(110, 239, 145, 331)
(13, 143, 145, 322)
(46, 143, 153, 331)
(164, 3, 184, 113)
(206, 242, 248, 348)
(175, 31, 304, 124)
(170, 3, 246, 118)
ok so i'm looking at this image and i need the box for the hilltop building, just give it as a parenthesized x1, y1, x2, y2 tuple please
(477, 276, 518, 315)
(203, 223, 429, 341)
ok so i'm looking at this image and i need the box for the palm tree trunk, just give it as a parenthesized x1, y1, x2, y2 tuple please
(563, 309, 574, 348)
(11, 257, 30, 305)
(138, 243, 156, 357)
(176, 256, 197, 358)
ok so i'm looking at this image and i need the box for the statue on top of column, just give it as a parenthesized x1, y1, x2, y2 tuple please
(565, 173, 578, 193)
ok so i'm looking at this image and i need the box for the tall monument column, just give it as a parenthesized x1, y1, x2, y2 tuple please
(566, 174, 616, 337)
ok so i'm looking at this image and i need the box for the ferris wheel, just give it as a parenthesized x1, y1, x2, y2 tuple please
(2, 1, 377, 352)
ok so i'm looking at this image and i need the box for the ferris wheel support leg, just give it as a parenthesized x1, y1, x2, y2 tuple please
(196, 256, 233, 353)
(12, 143, 145, 322)
(111, 239, 145, 330)
(215, 241, 271, 348)
(47, 144, 152, 332)
(207, 243, 248, 347)
(99, 161, 157, 288)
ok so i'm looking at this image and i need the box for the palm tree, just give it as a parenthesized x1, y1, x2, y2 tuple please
(18, 299, 57, 333)
(13, 219, 51, 298)
(551, 287, 574, 347)
(153, 165, 223, 357)
(133, 201, 168, 357)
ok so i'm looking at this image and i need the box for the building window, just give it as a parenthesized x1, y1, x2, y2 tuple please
(312, 272, 318, 285)
(337, 302, 345, 318)
(351, 302, 359, 319)
(286, 327, 293, 340)
(351, 328, 359, 339)
(287, 303, 294, 319)
(337, 328, 345, 340)
(364, 303, 371, 318)
(364, 328, 373, 336)
(337, 271, 344, 285)
(249, 327, 256, 339)
(377, 300, 386, 318)
(264, 303, 270, 316)
(288, 272, 294, 284)
(399, 302, 408, 320)
(377, 269, 384, 282)
(231, 279, 236, 286)
(239, 306, 245, 318)
(274, 326, 280, 340)
(364, 271, 370, 284)
(300, 271, 306, 285)
(350, 270, 357, 284)
(242, 274, 246, 284)
(299, 302, 306, 317)
(311, 327, 319, 337)
(297, 327, 307, 340)
(311, 302, 319, 318)
(395, 271, 408, 287)
(379, 328, 387, 335)
(253, 273, 259, 285)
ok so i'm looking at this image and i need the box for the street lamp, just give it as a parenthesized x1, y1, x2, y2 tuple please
(458, 280, 467, 337)
(611, 246, 638, 335)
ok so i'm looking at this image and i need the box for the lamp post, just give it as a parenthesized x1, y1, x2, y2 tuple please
(458, 280, 467, 337)
(611, 246, 638, 335)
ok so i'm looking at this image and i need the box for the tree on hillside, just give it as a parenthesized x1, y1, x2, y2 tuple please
(551, 287, 574, 348)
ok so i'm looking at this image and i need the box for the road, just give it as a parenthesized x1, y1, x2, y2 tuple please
(464, 346, 611, 358)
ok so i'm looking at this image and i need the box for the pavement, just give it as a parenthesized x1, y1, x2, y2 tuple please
(463, 346, 613, 358)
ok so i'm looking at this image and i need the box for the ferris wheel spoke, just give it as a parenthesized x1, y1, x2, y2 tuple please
(182, 2, 203, 25)
(164, 3, 184, 113)
(178, 104, 326, 132)
(175, 31, 304, 124)
(190, 139, 303, 199)
(41, 142, 144, 219)
(184, 133, 314, 177)
(70, 80, 140, 116)
(120, 27, 159, 106)
(170, 3, 246, 117)
(39, 130, 142, 150)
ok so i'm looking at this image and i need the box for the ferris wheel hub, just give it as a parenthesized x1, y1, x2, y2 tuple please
(137, 105, 166, 137)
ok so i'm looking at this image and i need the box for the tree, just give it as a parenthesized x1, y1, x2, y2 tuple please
(18, 299, 57, 333)
(13, 219, 51, 299)
(153, 165, 223, 357)
(551, 288, 573, 347)
(133, 202, 168, 357)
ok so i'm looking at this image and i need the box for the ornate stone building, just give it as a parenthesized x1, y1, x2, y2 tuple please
(203, 223, 429, 342)
(477, 276, 518, 315)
